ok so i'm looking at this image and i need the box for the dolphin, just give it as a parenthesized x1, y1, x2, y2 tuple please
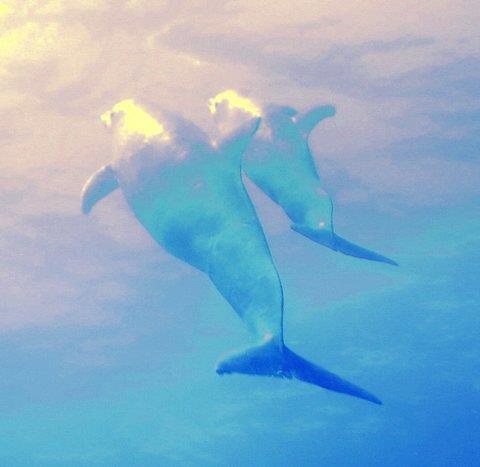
(81, 98, 381, 404)
(209, 90, 398, 266)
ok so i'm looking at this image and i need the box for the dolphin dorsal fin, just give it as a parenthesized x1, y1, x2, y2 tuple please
(295, 105, 336, 136)
(217, 117, 261, 160)
(81, 164, 119, 214)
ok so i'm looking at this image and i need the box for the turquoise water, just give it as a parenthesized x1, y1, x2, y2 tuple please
(0, 195, 478, 465)
(1, 3, 479, 464)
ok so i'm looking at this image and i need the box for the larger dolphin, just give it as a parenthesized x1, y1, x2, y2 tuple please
(210, 90, 398, 266)
(81, 98, 381, 404)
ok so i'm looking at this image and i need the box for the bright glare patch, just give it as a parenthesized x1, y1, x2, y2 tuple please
(0, 21, 58, 61)
(0, 3, 12, 17)
(101, 98, 168, 141)
(209, 89, 262, 117)
(262, 332, 274, 342)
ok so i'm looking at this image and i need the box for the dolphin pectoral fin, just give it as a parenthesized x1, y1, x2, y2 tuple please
(216, 339, 382, 405)
(295, 105, 336, 135)
(333, 234, 398, 266)
(81, 164, 119, 214)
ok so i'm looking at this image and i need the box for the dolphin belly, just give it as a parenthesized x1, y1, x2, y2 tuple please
(125, 191, 226, 272)
(207, 222, 284, 342)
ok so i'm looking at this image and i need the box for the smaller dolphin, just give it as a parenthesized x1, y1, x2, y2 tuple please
(210, 91, 398, 266)
(81, 98, 381, 405)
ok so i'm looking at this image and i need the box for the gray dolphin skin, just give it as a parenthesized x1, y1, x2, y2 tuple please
(210, 91, 396, 266)
(242, 103, 398, 266)
(81, 99, 381, 405)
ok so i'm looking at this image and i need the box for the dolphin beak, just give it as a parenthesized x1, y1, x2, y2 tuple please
(332, 234, 398, 266)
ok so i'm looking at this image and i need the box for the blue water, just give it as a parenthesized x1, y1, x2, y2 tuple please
(1, 178, 479, 465)
(1, 0, 479, 462)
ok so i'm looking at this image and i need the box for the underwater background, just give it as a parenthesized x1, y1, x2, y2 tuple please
(0, 1, 479, 465)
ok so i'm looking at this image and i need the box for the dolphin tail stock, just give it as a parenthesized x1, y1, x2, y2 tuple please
(332, 234, 398, 266)
(81, 164, 119, 214)
(216, 338, 382, 405)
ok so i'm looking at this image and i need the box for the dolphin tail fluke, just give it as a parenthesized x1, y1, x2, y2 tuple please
(216, 338, 382, 405)
(81, 164, 119, 214)
(283, 346, 382, 405)
(333, 234, 398, 266)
